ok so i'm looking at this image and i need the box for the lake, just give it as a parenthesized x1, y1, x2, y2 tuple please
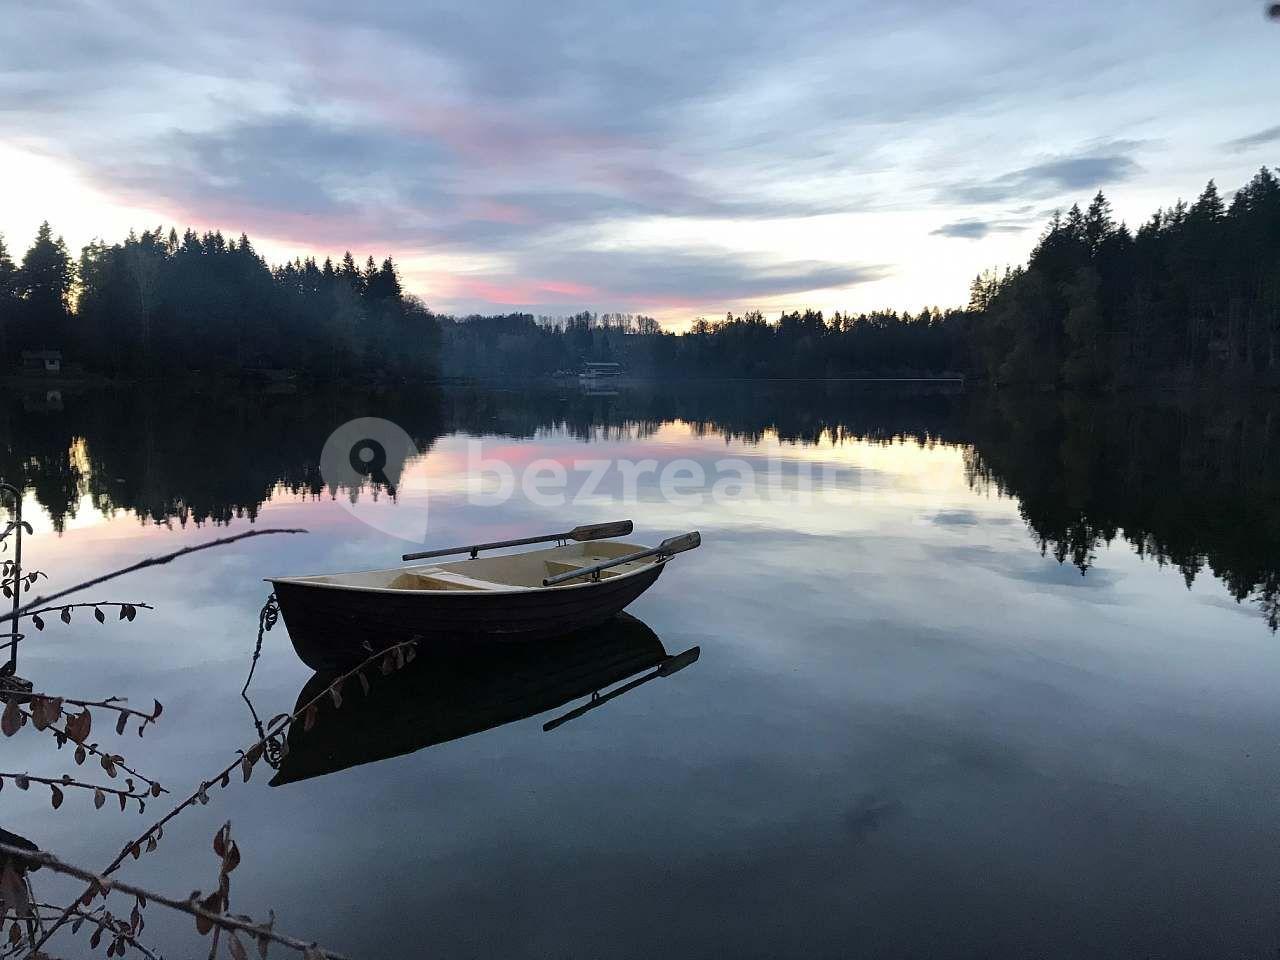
(3, 380, 1278, 958)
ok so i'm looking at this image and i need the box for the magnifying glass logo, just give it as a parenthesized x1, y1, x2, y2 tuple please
(349, 438, 394, 495)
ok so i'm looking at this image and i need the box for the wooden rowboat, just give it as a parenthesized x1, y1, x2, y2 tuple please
(269, 612, 700, 785)
(268, 521, 700, 671)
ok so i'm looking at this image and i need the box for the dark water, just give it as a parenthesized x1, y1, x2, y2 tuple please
(3, 381, 1279, 958)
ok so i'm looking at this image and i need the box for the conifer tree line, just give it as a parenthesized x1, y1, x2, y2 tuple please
(0, 224, 439, 378)
(967, 168, 1280, 386)
(1, 166, 1276, 384)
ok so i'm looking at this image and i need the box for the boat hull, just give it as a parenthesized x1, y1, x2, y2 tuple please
(270, 564, 665, 671)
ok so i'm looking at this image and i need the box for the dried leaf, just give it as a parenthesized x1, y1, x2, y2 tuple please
(118, 792, 126, 811)
(224, 840, 241, 873)
(90, 924, 103, 949)
(329, 679, 343, 708)
(150, 781, 163, 797)
(13, 775, 28, 790)
(152, 700, 163, 719)
(60, 606, 71, 624)
(228, 931, 250, 960)
(94, 606, 106, 624)
(145, 836, 157, 853)
(50, 783, 63, 809)
(31, 614, 43, 631)
(1, 699, 21, 737)
(258, 932, 271, 959)
(101, 755, 117, 777)
(115, 712, 128, 735)
(213, 826, 227, 858)
(94, 788, 106, 809)
(302, 704, 318, 732)
(7, 921, 18, 945)
(357, 671, 370, 696)
(381, 652, 394, 675)
(65, 709, 91, 743)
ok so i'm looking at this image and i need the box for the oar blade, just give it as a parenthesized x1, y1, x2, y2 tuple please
(569, 520, 633, 542)
(659, 531, 701, 555)
(658, 646, 701, 676)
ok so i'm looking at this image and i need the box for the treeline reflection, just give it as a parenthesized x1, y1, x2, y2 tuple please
(1, 382, 1275, 630)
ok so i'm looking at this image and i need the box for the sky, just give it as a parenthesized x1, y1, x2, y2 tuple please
(1, 1, 1278, 329)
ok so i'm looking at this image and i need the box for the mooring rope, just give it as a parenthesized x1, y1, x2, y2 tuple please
(239, 592, 287, 768)
(241, 592, 279, 698)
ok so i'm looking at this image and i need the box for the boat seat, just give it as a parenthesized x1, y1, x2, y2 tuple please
(389, 570, 516, 591)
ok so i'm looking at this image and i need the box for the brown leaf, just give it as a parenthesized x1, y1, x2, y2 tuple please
(228, 932, 250, 960)
(213, 826, 227, 858)
(94, 787, 106, 809)
(50, 783, 63, 809)
(224, 840, 241, 873)
(152, 700, 163, 719)
(60, 606, 71, 624)
(357, 671, 370, 695)
(329, 679, 343, 708)
(31, 614, 43, 630)
(258, 932, 271, 959)
(381, 652, 394, 675)
(115, 712, 128, 735)
(9, 922, 20, 945)
(94, 606, 106, 624)
(13, 775, 28, 790)
(1, 699, 23, 737)
(118, 792, 126, 811)
(145, 836, 157, 853)
(302, 704, 318, 732)
(150, 781, 163, 797)
(101, 754, 118, 777)
(65, 709, 92, 743)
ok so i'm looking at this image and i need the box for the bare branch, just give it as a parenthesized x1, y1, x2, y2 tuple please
(0, 842, 349, 959)
(33, 639, 418, 950)
(0, 528, 307, 628)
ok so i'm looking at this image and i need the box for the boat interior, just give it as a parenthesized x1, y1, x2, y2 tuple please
(284, 541, 659, 592)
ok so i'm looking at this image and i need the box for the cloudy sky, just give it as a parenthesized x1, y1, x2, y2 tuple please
(1, 1, 1277, 327)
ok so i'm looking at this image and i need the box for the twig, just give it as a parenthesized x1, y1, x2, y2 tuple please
(0, 528, 307, 628)
(0, 772, 149, 809)
(0, 843, 350, 959)
(16, 704, 167, 795)
(20, 601, 154, 622)
(29, 902, 161, 960)
(33, 639, 418, 951)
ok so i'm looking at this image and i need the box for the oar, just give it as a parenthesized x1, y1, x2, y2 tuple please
(402, 520, 633, 562)
(541, 531, 701, 587)
(542, 646, 701, 732)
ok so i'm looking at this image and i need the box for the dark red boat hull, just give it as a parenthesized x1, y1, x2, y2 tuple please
(270, 564, 665, 671)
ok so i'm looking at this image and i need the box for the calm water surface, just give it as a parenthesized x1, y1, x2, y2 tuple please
(3, 381, 1278, 958)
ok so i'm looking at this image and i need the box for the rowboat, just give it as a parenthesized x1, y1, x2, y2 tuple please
(268, 521, 700, 671)
(268, 612, 700, 785)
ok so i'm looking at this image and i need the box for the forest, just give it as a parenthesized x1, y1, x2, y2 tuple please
(0, 165, 1277, 385)
(0, 224, 440, 379)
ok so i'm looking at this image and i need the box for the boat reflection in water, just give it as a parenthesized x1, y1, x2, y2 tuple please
(268, 613, 699, 786)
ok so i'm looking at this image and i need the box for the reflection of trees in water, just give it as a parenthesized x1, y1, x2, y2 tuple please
(0, 382, 1276, 630)
(963, 391, 1280, 631)
(0, 387, 443, 529)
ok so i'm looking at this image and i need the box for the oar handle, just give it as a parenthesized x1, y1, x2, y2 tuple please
(403, 520, 633, 562)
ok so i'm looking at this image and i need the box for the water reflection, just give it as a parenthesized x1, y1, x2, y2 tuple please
(264, 613, 700, 785)
(1, 381, 1276, 629)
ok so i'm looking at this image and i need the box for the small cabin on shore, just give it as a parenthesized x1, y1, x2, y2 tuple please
(20, 350, 62, 375)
